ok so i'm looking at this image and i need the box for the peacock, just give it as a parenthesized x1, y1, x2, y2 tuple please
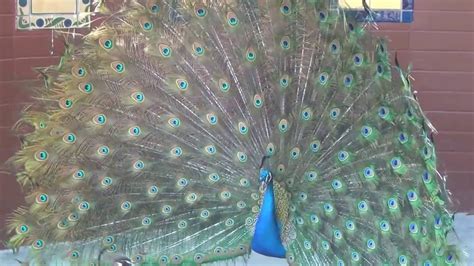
(5, 0, 462, 265)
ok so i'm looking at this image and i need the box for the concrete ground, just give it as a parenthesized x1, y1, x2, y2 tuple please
(0, 213, 471, 265)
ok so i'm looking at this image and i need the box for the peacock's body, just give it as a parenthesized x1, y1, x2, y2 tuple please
(6, 0, 460, 265)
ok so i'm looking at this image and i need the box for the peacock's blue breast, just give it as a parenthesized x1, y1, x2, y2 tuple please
(251, 182, 287, 258)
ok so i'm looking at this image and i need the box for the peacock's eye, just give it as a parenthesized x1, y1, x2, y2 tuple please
(133, 160, 145, 170)
(32, 239, 45, 249)
(79, 82, 93, 93)
(93, 114, 107, 125)
(16, 224, 29, 234)
(280, 36, 290, 50)
(131, 92, 145, 103)
(159, 44, 172, 57)
(63, 133, 77, 144)
(206, 113, 218, 125)
(353, 53, 363, 66)
(318, 72, 329, 85)
(100, 37, 114, 50)
(193, 42, 205, 56)
(329, 40, 341, 54)
(111, 62, 125, 73)
(319, 11, 328, 21)
(150, 4, 160, 13)
(73, 66, 87, 77)
(97, 145, 110, 156)
(219, 79, 230, 92)
(78, 201, 90, 211)
(141, 19, 153, 31)
(227, 12, 239, 26)
(246, 48, 256, 62)
(238, 122, 248, 135)
(148, 185, 159, 195)
(34, 150, 49, 161)
(253, 94, 263, 108)
(128, 126, 141, 136)
(171, 147, 183, 157)
(101, 177, 113, 186)
(343, 74, 353, 87)
(176, 79, 188, 90)
(379, 220, 390, 232)
(280, 4, 291, 15)
(121, 201, 131, 210)
(278, 119, 289, 133)
(195, 6, 207, 17)
(280, 75, 289, 88)
(59, 98, 73, 109)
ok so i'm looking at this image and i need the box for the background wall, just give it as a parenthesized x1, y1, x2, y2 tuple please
(1, 0, 473, 248)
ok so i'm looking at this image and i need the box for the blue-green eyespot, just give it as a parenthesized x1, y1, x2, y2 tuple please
(97, 145, 110, 156)
(32, 239, 45, 249)
(79, 82, 93, 93)
(78, 201, 90, 211)
(72, 66, 87, 78)
(253, 94, 263, 108)
(227, 12, 239, 27)
(192, 42, 205, 56)
(149, 3, 160, 13)
(195, 6, 207, 17)
(280, 3, 291, 15)
(168, 117, 181, 128)
(159, 44, 172, 57)
(121, 201, 131, 210)
(238, 122, 248, 135)
(246, 48, 256, 62)
(101, 176, 113, 187)
(128, 126, 141, 136)
(171, 147, 183, 157)
(140, 17, 153, 31)
(16, 224, 29, 234)
(131, 91, 145, 103)
(34, 150, 49, 161)
(278, 119, 289, 133)
(59, 98, 73, 109)
(176, 79, 188, 90)
(280, 36, 290, 50)
(280, 75, 289, 88)
(63, 133, 77, 144)
(111, 61, 125, 73)
(99, 37, 114, 50)
(133, 160, 145, 170)
(206, 113, 218, 125)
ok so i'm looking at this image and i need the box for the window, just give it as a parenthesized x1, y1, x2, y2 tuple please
(16, 0, 97, 30)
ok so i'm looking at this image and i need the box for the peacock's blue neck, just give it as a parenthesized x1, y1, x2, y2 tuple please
(251, 180, 286, 258)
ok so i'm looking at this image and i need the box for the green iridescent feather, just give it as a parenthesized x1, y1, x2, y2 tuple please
(5, 0, 462, 265)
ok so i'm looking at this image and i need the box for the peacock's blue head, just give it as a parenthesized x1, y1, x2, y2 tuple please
(259, 168, 270, 182)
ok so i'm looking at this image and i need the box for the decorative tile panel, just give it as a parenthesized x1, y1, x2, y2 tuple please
(16, 0, 98, 30)
(335, 0, 414, 23)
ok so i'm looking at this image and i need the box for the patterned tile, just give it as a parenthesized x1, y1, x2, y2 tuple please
(16, 0, 100, 30)
(337, 0, 415, 23)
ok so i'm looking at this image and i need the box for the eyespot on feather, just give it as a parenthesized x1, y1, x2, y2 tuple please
(99, 37, 114, 50)
(226, 12, 239, 27)
(111, 61, 125, 73)
(139, 17, 153, 31)
(72, 66, 87, 78)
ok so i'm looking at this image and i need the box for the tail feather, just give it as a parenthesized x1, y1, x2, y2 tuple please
(5, 0, 461, 265)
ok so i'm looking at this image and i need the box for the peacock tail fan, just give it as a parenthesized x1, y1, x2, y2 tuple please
(5, 0, 461, 265)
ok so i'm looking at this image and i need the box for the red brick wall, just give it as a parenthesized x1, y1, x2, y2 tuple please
(375, 0, 474, 212)
(0, 0, 473, 247)
(0, 0, 66, 248)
